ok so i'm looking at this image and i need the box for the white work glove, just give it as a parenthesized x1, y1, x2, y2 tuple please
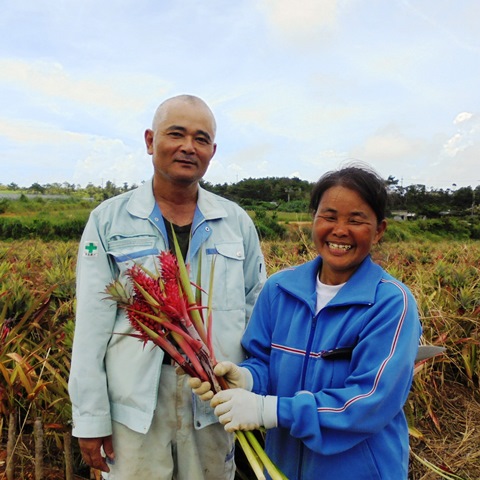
(215, 361, 253, 390)
(188, 361, 253, 402)
(211, 388, 278, 432)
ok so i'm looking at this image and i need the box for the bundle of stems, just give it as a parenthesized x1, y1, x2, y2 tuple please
(105, 231, 286, 480)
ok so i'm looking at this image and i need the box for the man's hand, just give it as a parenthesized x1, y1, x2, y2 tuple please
(210, 388, 278, 432)
(187, 361, 253, 401)
(214, 361, 252, 390)
(188, 377, 215, 401)
(78, 436, 115, 473)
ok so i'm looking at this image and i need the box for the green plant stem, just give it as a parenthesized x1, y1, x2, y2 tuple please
(206, 255, 216, 357)
(245, 431, 288, 480)
(170, 224, 209, 346)
(409, 448, 466, 480)
(235, 431, 266, 480)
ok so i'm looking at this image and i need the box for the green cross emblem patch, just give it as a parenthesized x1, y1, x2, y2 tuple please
(84, 241, 98, 257)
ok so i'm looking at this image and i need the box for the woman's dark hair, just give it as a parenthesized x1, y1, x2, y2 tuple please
(309, 163, 388, 224)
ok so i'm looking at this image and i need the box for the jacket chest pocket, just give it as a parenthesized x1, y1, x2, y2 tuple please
(107, 235, 160, 277)
(208, 241, 245, 310)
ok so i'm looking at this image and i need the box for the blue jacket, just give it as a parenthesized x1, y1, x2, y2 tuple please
(241, 255, 421, 480)
(69, 179, 265, 437)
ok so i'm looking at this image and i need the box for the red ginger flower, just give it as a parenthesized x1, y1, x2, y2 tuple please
(159, 280, 185, 321)
(126, 300, 159, 344)
(128, 265, 163, 304)
(105, 248, 286, 479)
(159, 251, 179, 282)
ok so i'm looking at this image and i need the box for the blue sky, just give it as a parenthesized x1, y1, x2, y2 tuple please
(1, 0, 479, 189)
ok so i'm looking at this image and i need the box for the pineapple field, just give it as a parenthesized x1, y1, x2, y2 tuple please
(1, 236, 479, 479)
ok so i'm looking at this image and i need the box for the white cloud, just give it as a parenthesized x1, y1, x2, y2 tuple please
(0, 58, 171, 140)
(441, 113, 480, 183)
(358, 112, 480, 188)
(73, 140, 149, 187)
(401, 1, 480, 53)
(444, 112, 479, 156)
(0, 59, 143, 111)
(259, 0, 339, 40)
(224, 81, 358, 147)
(454, 112, 473, 125)
(1, 1, 479, 191)
(443, 133, 465, 157)
(0, 117, 84, 145)
(212, 142, 274, 183)
(0, 116, 149, 187)
(353, 130, 425, 162)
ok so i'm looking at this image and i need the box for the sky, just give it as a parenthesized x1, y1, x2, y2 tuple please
(1, 0, 479, 190)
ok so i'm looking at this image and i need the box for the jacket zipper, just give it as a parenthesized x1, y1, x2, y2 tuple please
(297, 313, 318, 480)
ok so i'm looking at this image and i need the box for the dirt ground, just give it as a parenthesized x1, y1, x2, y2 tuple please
(409, 381, 480, 479)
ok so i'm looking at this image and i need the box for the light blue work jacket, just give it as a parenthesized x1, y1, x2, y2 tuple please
(68, 179, 265, 437)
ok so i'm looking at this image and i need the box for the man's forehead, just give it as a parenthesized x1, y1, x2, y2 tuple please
(152, 94, 216, 131)
(155, 101, 215, 133)
(160, 98, 208, 118)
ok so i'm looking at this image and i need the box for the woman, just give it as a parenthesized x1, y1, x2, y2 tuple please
(192, 164, 422, 479)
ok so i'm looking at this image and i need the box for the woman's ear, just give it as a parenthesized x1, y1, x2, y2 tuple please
(373, 219, 387, 244)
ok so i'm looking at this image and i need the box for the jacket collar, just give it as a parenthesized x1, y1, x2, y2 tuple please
(126, 178, 228, 221)
(126, 178, 156, 219)
(197, 186, 228, 220)
(329, 256, 384, 306)
(277, 255, 384, 309)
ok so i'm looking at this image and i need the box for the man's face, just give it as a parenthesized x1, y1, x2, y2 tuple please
(145, 99, 217, 186)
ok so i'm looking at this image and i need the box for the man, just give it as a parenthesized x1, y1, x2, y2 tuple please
(68, 95, 266, 479)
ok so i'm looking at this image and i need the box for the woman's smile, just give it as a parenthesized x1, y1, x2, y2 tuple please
(313, 185, 386, 285)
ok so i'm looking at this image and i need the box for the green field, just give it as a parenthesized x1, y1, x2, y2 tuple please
(1, 238, 479, 478)
(1, 194, 480, 478)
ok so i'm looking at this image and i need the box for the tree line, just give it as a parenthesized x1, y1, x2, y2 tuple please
(2, 176, 480, 218)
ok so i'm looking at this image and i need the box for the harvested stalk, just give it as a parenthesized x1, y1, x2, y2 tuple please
(104, 227, 286, 480)
(34, 417, 43, 480)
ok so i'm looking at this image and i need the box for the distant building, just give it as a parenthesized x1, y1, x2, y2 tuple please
(391, 210, 416, 221)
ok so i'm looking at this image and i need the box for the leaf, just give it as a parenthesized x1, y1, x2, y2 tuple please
(13, 363, 34, 395)
(0, 362, 13, 387)
(408, 425, 424, 439)
(206, 255, 216, 359)
(168, 223, 208, 346)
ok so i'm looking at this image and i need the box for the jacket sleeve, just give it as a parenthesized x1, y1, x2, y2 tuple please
(278, 281, 421, 455)
(240, 213, 266, 322)
(240, 278, 276, 392)
(68, 211, 117, 438)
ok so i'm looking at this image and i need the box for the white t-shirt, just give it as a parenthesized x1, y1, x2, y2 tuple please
(316, 277, 345, 314)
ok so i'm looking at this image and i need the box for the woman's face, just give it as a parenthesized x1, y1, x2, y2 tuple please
(312, 185, 386, 285)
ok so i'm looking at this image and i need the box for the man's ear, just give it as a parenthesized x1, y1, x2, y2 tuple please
(144, 129, 154, 154)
